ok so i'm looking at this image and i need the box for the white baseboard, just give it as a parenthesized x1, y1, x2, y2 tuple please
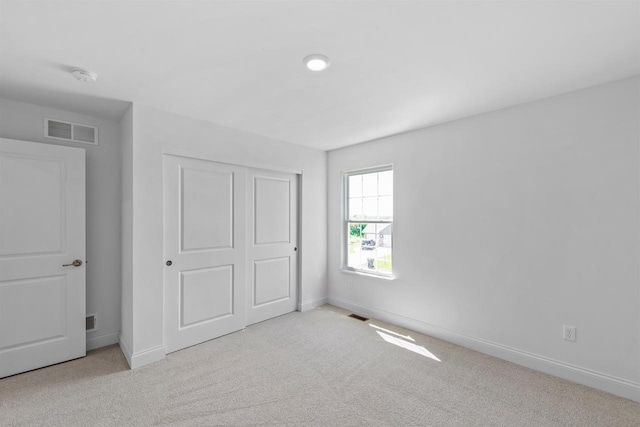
(129, 345, 165, 369)
(300, 296, 328, 312)
(118, 335, 166, 369)
(328, 297, 640, 402)
(86, 332, 119, 351)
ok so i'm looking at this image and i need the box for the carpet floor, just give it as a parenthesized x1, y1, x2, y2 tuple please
(1, 305, 638, 426)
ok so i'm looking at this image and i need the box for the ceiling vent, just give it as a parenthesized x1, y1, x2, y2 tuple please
(44, 118, 98, 145)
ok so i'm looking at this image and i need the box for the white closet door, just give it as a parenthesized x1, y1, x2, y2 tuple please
(246, 168, 298, 326)
(0, 138, 86, 378)
(163, 155, 246, 353)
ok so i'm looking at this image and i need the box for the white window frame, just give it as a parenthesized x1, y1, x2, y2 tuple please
(342, 165, 393, 278)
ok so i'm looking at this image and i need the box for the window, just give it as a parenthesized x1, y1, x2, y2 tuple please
(345, 167, 393, 276)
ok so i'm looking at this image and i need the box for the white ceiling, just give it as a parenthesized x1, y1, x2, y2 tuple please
(1, 1, 638, 151)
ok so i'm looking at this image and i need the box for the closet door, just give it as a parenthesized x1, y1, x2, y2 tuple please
(163, 155, 246, 353)
(246, 168, 298, 326)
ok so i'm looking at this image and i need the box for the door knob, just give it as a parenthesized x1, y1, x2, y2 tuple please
(62, 259, 83, 267)
(166, 260, 173, 266)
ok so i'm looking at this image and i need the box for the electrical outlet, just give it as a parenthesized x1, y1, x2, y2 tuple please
(563, 325, 576, 342)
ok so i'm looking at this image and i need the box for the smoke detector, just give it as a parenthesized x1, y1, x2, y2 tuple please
(72, 69, 98, 83)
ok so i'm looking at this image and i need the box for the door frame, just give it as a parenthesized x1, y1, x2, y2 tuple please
(162, 149, 302, 349)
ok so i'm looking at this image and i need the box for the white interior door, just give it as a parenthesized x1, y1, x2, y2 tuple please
(163, 155, 246, 353)
(0, 138, 86, 378)
(246, 168, 298, 326)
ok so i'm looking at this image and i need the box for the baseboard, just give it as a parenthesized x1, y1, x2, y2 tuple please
(129, 345, 165, 369)
(328, 297, 640, 402)
(86, 331, 119, 351)
(118, 336, 165, 369)
(300, 296, 328, 312)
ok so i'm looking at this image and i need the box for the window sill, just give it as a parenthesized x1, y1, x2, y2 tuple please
(340, 269, 395, 281)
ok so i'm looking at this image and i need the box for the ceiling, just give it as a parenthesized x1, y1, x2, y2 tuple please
(1, 1, 638, 151)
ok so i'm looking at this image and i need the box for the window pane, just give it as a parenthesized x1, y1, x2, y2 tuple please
(347, 222, 392, 274)
(378, 170, 393, 196)
(348, 175, 362, 197)
(362, 196, 377, 219)
(378, 196, 393, 219)
(362, 173, 377, 197)
(347, 222, 366, 270)
(348, 197, 362, 220)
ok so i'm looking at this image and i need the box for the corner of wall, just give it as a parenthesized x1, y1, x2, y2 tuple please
(300, 297, 329, 312)
(129, 345, 166, 370)
(119, 105, 134, 361)
(118, 334, 134, 368)
(118, 308, 165, 370)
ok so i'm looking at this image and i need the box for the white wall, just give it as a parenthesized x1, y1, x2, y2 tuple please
(0, 98, 123, 350)
(327, 77, 640, 401)
(121, 104, 327, 367)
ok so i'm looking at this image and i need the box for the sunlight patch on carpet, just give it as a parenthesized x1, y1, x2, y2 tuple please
(369, 323, 415, 342)
(376, 331, 441, 362)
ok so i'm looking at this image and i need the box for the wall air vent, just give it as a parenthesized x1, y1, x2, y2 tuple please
(348, 313, 369, 321)
(86, 314, 97, 331)
(44, 118, 98, 145)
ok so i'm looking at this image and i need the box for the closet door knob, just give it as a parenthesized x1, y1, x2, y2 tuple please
(166, 260, 173, 266)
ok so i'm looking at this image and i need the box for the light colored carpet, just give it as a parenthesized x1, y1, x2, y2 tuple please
(1, 305, 638, 426)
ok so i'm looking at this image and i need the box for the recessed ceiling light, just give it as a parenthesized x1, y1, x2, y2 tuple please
(72, 69, 98, 83)
(303, 54, 330, 71)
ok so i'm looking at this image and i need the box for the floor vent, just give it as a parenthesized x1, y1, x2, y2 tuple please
(348, 313, 369, 321)
(44, 118, 98, 145)
(86, 314, 97, 331)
